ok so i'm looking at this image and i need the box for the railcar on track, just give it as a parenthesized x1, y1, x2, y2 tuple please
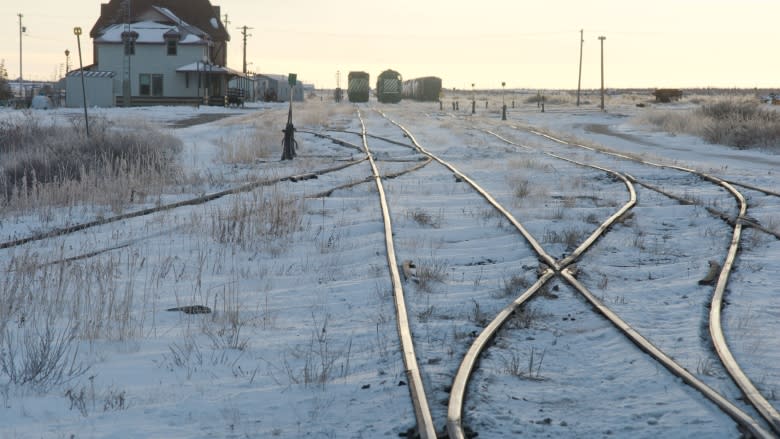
(402, 76, 442, 101)
(376, 69, 403, 103)
(347, 71, 370, 103)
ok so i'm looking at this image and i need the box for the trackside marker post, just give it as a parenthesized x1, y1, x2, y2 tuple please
(281, 73, 297, 160)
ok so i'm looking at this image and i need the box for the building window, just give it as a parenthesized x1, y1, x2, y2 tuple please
(139, 74, 163, 96)
(166, 39, 177, 56)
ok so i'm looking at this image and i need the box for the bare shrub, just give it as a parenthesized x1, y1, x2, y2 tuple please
(0, 114, 182, 211)
(1, 315, 89, 391)
(501, 347, 545, 380)
(415, 254, 449, 293)
(209, 189, 303, 250)
(282, 313, 352, 388)
(513, 178, 531, 200)
(204, 282, 249, 351)
(506, 305, 542, 329)
(407, 208, 442, 228)
(524, 93, 574, 105)
(634, 98, 780, 150)
(1, 251, 140, 343)
(698, 100, 780, 148)
(543, 227, 585, 251)
(497, 274, 531, 298)
(216, 119, 278, 164)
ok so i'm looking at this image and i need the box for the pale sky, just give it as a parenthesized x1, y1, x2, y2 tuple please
(1, 0, 779, 90)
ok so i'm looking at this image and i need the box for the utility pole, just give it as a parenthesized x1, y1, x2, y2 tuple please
(599, 35, 606, 111)
(18, 13, 24, 100)
(577, 29, 583, 106)
(238, 26, 253, 73)
(121, 0, 133, 107)
(74, 27, 89, 137)
(223, 14, 230, 27)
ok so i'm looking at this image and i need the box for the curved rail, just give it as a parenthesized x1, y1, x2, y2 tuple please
(562, 269, 774, 439)
(372, 110, 777, 437)
(446, 269, 555, 439)
(444, 150, 637, 438)
(709, 181, 780, 433)
(377, 110, 558, 270)
(520, 127, 780, 435)
(357, 109, 437, 439)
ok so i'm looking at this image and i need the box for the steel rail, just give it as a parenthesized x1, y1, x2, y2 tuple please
(442, 142, 637, 439)
(0, 160, 366, 250)
(378, 111, 645, 438)
(406, 121, 770, 437)
(522, 127, 780, 435)
(357, 109, 437, 439)
(376, 111, 776, 437)
(377, 110, 558, 270)
(446, 269, 555, 439)
(708, 180, 780, 434)
(562, 269, 775, 439)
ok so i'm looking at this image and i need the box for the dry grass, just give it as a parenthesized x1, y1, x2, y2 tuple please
(208, 188, 304, 251)
(216, 118, 280, 164)
(0, 113, 182, 213)
(633, 97, 780, 150)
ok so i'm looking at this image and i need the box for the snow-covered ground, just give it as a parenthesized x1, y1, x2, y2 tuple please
(0, 97, 778, 438)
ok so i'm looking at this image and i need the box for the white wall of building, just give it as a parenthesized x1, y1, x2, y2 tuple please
(97, 42, 208, 98)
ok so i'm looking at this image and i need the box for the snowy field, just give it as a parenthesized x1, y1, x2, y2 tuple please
(0, 95, 778, 438)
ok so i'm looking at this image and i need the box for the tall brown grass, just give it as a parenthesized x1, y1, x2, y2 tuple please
(634, 98, 780, 150)
(0, 113, 182, 212)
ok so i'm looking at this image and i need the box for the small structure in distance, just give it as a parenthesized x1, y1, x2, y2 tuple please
(653, 88, 683, 103)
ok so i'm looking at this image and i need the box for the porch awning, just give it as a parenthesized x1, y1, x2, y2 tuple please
(177, 62, 253, 80)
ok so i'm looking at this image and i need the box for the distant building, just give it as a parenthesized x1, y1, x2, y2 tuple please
(67, 0, 252, 107)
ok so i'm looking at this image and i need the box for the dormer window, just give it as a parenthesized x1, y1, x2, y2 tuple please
(166, 39, 177, 55)
(164, 30, 181, 56)
(121, 30, 139, 56)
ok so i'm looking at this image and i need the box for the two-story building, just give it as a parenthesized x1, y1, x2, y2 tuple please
(67, 0, 251, 107)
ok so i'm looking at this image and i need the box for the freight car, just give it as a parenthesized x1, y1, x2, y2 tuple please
(376, 69, 403, 103)
(402, 76, 442, 101)
(348, 71, 370, 103)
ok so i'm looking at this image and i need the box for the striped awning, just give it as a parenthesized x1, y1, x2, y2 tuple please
(67, 70, 115, 78)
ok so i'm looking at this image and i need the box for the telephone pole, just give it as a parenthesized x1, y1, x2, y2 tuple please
(576, 29, 583, 106)
(599, 35, 606, 111)
(238, 26, 253, 73)
(18, 13, 24, 99)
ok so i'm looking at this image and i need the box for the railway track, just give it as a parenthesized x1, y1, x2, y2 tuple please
(373, 107, 777, 437)
(2, 103, 777, 437)
(515, 127, 780, 435)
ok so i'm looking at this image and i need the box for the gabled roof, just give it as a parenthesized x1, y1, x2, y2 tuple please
(90, 0, 229, 41)
(94, 20, 207, 44)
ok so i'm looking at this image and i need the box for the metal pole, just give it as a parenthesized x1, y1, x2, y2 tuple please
(74, 27, 89, 137)
(577, 29, 583, 106)
(501, 81, 506, 120)
(471, 83, 475, 114)
(599, 36, 606, 111)
(18, 13, 23, 101)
